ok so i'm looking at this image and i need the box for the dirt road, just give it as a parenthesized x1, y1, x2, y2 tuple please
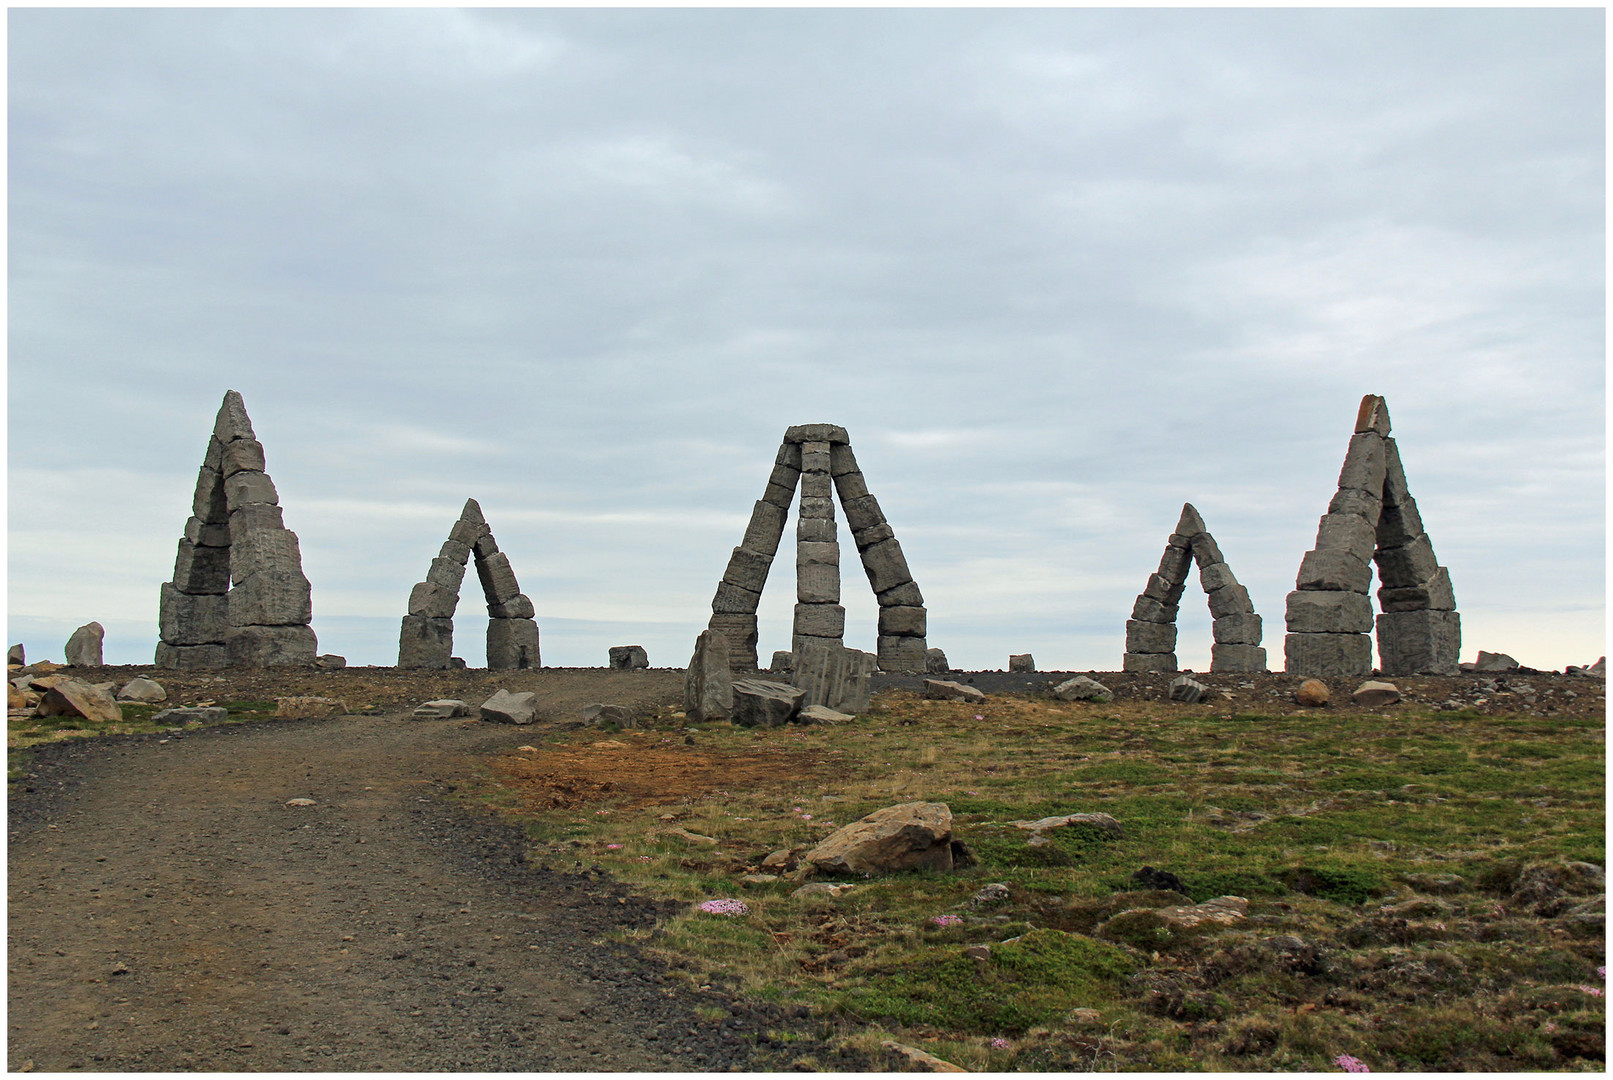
(7, 701, 835, 1072)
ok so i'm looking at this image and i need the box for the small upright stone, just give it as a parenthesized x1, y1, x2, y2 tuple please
(1008, 654, 1035, 673)
(64, 622, 105, 667)
(7, 643, 24, 667)
(685, 630, 733, 722)
(608, 645, 649, 670)
(769, 650, 794, 674)
(925, 647, 949, 674)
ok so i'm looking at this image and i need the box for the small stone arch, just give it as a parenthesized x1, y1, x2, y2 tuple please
(398, 498, 539, 669)
(1123, 503, 1266, 673)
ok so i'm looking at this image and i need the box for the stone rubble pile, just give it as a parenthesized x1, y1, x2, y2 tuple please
(1124, 502, 1266, 674)
(398, 498, 539, 669)
(158, 390, 317, 669)
(1285, 395, 1459, 677)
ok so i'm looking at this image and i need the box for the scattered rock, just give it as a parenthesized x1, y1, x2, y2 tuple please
(1051, 676, 1111, 702)
(115, 678, 167, 703)
(924, 648, 949, 673)
(284, 798, 316, 807)
(1132, 866, 1189, 895)
(797, 704, 854, 724)
(665, 828, 719, 847)
(607, 645, 649, 670)
(791, 882, 856, 901)
(1012, 812, 1124, 838)
(1351, 680, 1402, 707)
(63, 622, 105, 667)
(730, 678, 805, 727)
(581, 702, 635, 727)
(968, 882, 1010, 908)
(880, 1040, 967, 1073)
(37, 679, 122, 724)
(922, 679, 986, 704)
(273, 696, 347, 719)
(412, 699, 471, 719)
(1168, 674, 1208, 704)
(313, 654, 347, 670)
(151, 706, 227, 725)
(760, 847, 807, 871)
(737, 873, 780, 886)
(7, 644, 23, 666)
(1104, 895, 1248, 933)
(806, 802, 954, 875)
(23, 661, 66, 675)
(1294, 679, 1330, 706)
(1473, 650, 1519, 671)
(1008, 653, 1035, 672)
(479, 689, 539, 725)
(8, 683, 26, 711)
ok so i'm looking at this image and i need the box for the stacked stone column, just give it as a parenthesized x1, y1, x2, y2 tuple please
(1123, 503, 1265, 673)
(399, 498, 539, 669)
(792, 432, 845, 656)
(707, 442, 798, 672)
(157, 390, 316, 669)
(1284, 395, 1459, 677)
(828, 436, 927, 672)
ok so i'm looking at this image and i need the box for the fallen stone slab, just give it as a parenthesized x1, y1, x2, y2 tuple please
(1351, 680, 1402, 708)
(1169, 675, 1208, 704)
(731, 678, 805, 728)
(880, 1041, 968, 1073)
(116, 678, 167, 703)
(64, 622, 105, 667)
(1472, 650, 1518, 671)
(1012, 812, 1124, 838)
(1051, 676, 1111, 703)
(479, 689, 539, 725)
(797, 704, 854, 724)
(413, 699, 471, 719)
(791, 882, 856, 901)
(273, 696, 347, 719)
(151, 706, 227, 725)
(582, 702, 635, 727)
(607, 645, 649, 670)
(922, 679, 986, 704)
(806, 801, 954, 875)
(38, 679, 122, 724)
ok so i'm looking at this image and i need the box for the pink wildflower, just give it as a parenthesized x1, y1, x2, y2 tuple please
(1577, 985, 1604, 998)
(638, 855, 653, 862)
(698, 898, 749, 916)
(989, 1038, 1011, 1050)
(973, 715, 984, 720)
(605, 843, 623, 850)
(1335, 1054, 1369, 1073)
(931, 914, 964, 927)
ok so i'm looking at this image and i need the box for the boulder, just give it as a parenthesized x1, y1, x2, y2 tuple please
(1295, 679, 1331, 707)
(1351, 681, 1402, 708)
(805, 801, 954, 875)
(413, 699, 471, 719)
(479, 689, 539, 725)
(314, 654, 346, 670)
(64, 622, 105, 667)
(1008, 653, 1035, 673)
(151, 706, 228, 725)
(8, 683, 27, 711)
(924, 648, 949, 674)
(1168, 675, 1208, 704)
(7, 643, 23, 666)
(608, 645, 649, 670)
(115, 678, 167, 703)
(731, 679, 805, 727)
(798, 704, 854, 725)
(273, 696, 347, 719)
(922, 679, 986, 704)
(1051, 676, 1111, 703)
(1473, 650, 1519, 672)
(684, 630, 733, 722)
(38, 679, 122, 724)
(582, 702, 635, 727)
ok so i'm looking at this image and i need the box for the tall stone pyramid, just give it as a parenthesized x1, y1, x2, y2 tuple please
(157, 390, 317, 668)
(398, 499, 539, 669)
(1284, 395, 1459, 677)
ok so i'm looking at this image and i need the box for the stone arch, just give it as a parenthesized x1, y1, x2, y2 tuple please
(156, 390, 316, 669)
(1123, 503, 1266, 673)
(398, 498, 539, 669)
(704, 423, 928, 673)
(1284, 395, 1459, 677)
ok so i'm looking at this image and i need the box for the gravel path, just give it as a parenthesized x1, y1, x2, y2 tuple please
(7, 712, 857, 1072)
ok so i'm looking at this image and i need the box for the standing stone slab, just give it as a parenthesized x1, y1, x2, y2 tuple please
(877, 635, 928, 674)
(685, 629, 733, 721)
(1377, 609, 1460, 676)
(791, 640, 876, 714)
(64, 622, 105, 667)
(399, 615, 454, 669)
(487, 618, 540, 670)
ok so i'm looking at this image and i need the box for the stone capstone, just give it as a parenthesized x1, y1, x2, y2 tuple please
(805, 801, 954, 875)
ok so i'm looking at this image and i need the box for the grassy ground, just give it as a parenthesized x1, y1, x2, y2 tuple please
(486, 690, 1606, 1071)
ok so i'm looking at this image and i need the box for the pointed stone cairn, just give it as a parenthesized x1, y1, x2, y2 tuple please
(398, 499, 539, 669)
(157, 391, 317, 669)
(1285, 395, 1459, 677)
(704, 423, 927, 673)
(1123, 503, 1266, 673)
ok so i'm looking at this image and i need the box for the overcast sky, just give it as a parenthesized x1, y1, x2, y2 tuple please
(8, 7, 1605, 673)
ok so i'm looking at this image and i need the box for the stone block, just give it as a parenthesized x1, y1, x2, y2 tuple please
(685, 629, 733, 720)
(1283, 632, 1373, 678)
(220, 438, 265, 478)
(63, 622, 105, 667)
(154, 642, 227, 670)
(1473, 650, 1518, 672)
(1132, 595, 1178, 623)
(408, 581, 459, 619)
(203, 436, 224, 472)
(159, 584, 228, 645)
(1382, 438, 1410, 507)
(801, 445, 832, 474)
(229, 528, 304, 585)
(876, 580, 924, 607)
(213, 390, 256, 443)
(473, 532, 500, 560)
(878, 605, 927, 637)
(796, 516, 838, 543)
(923, 679, 986, 703)
(1296, 548, 1372, 593)
(833, 470, 869, 503)
(315, 654, 346, 670)
(792, 633, 841, 657)
(1169, 675, 1207, 704)
(224, 470, 279, 512)
(1374, 535, 1440, 590)
(609, 645, 649, 670)
(1378, 567, 1456, 612)
(489, 594, 535, 620)
(1315, 512, 1378, 558)
(1122, 652, 1177, 673)
(800, 471, 833, 500)
(1142, 572, 1187, 606)
(708, 613, 759, 672)
(853, 522, 895, 551)
(229, 503, 284, 541)
(1157, 544, 1192, 584)
(184, 515, 230, 548)
(878, 635, 929, 674)
(1126, 620, 1177, 654)
(228, 570, 312, 627)
(1206, 583, 1253, 618)
(174, 539, 231, 594)
(742, 500, 789, 557)
(1376, 495, 1424, 550)
(775, 441, 803, 469)
(1052, 676, 1111, 702)
(1175, 503, 1207, 538)
(426, 556, 467, 591)
(841, 494, 886, 532)
(479, 689, 539, 724)
(1212, 612, 1262, 645)
(459, 497, 485, 524)
(475, 551, 522, 604)
(783, 423, 849, 444)
(1351, 680, 1402, 708)
(225, 624, 318, 668)
(762, 479, 797, 510)
(794, 603, 845, 639)
(791, 642, 875, 715)
(1355, 394, 1391, 436)
(925, 648, 949, 673)
(1377, 609, 1460, 676)
(439, 538, 472, 566)
(487, 618, 540, 669)
(829, 443, 860, 476)
(1337, 431, 1387, 496)
(1285, 589, 1374, 634)
(798, 496, 836, 520)
(1210, 643, 1267, 673)
(859, 538, 913, 594)
(1190, 533, 1224, 568)
(448, 518, 483, 548)
(769, 650, 794, 673)
(720, 545, 774, 593)
(797, 561, 840, 605)
(1329, 486, 1384, 524)
(1008, 653, 1035, 672)
(1198, 561, 1238, 593)
(798, 540, 840, 567)
(193, 467, 228, 523)
(712, 580, 763, 614)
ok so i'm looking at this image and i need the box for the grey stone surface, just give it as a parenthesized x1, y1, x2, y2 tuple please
(684, 629, 733, 721)
(731, 679, 806, 727)
(220, 438, 265, 477)
(1473, 650, 1519, 672)
(859, 537, 913, 594)
(1142, 572, 1188, 606)
(398, 615, 454, 669)
(116, 677, 167, 703)
(742, 500, 789, 557)
(153, 705, 229, 725)
(1123, 652, 1178, 673)
(64, 622, 105, 667)
(877, 635, 928, 673)
(841, 494, 886, 532)
(800, 443, 832, 473)
(173, 539, 231, 594)
(1351, 680, 1401, 708)
(7, 643, 23, 666)
(227, 570, 312, 627)
(1206, 583, 1253, 618)
(408, 580, 459, 619)
(775, 441, 803, 469)
(1283, 632, 1373, 678)
(1211, 612, 1262, 645)
(708, 612, 759, 671)
(783, 423, 849, 444)
(474, 551, 522, 604)
(799, 471, 833, 500)
(458, 497, 485, 525)
(228, 503, 283, 542)
(793, 602, 846, 639)
(438, 538, 472, 566)
(1169, 675, 1208, 703)
(1131, 595, 1179, 623)
(1376, 496, 1424, 550)
(853, 522, 895, 551)
(829, 442, 860, 477)
(923, 679, 986, 703)
(487, 618, 540, 669)
(413, 699, 471, 719)
(876, 580, 925, 607)
(229, 528, 304, 585)
(489, 594, 535, 620)
(1158, 544, 1192, 584)
(1355, 394, 1392, 436)
(193, 467, 227, 522)
(798, 495, 836, 520)
(426, 555, 467, 591)
(224, 470, 279, 511)
(1210, 643, 1268, 673)
(1190, 533, 1224, 568)
(1336, 432, 1387, 495)
(315, 654, 346, 670)
(159, 585, 228, 645)
(213, 390, 256, 443)
(796, 516, 838, 542)
(581, 703, 636, 727)
(472, 532, 500, 559)
(1377, 609, 1460, 676)
(798, 540, 840, 566)
(711, 580, 764, 614)
(762, 478, 799, 509)
(1125, 619, 1177, 655)
(798, 704, 854, 725)
(925, 647, 949, 673)
(1052, 675, 1111, 702)
(1315, 512, 1378, 557)
(1374, 534, 1440, 590)
(791, 640, 877, 714)
(184, 515, 230, 548)
(203, 436, 224, 472)
(1295, 548, 1372, 593)
(448, 518, 483, 548)
(608, 645, 649, 670)
(1381, 436, 1410, 506)
(225, 624, 318, 667)
(1008, 653, 1035, 672)
(1328, 486, 1384, 524)
(1198, 561, 1238, 593)
(797, 561, 840, 605)
(769, 650, 794, 673)
(833, 469, 870, 502)
(1175, 503, 1207, 538)
(878, 605, 927, 638)
(153, 643, 228, 670)
(479, 689, 539, 725)
(792, 633, 842, 657)
(1285, 589, 1375, 634)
